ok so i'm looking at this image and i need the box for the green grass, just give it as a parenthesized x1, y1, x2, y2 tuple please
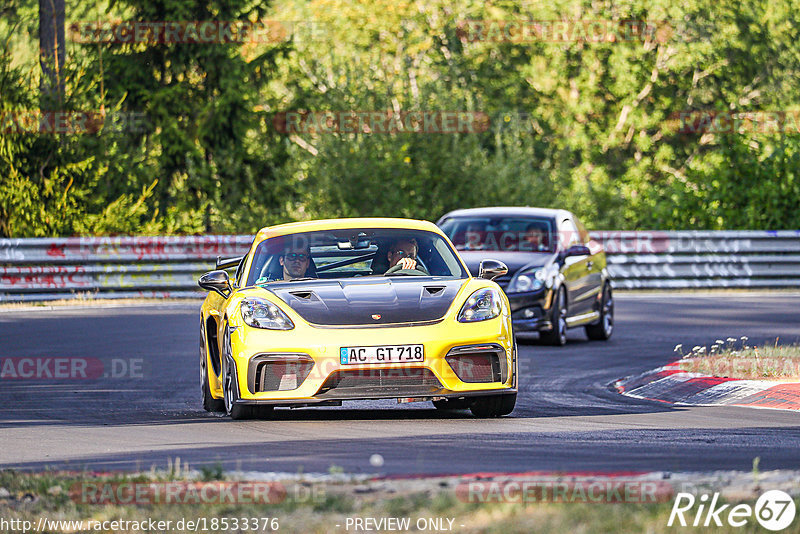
(2, 470, 800, 533)
(677, 339, 800, 380)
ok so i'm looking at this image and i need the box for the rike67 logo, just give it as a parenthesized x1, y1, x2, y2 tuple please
(668, 490, 796, 531)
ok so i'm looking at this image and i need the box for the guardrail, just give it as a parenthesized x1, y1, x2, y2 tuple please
(593, 230, 800, 289)
(0, 236, 252, 302)
(1, 231, 798, 301)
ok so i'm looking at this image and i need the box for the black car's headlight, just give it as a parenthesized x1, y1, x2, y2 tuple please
(506, 268, 546, 293)
(240, 297, 294, 330)
(457, 288, 503, 323)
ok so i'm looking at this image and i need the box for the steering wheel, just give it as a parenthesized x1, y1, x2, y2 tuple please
(385, 264, 429, 276)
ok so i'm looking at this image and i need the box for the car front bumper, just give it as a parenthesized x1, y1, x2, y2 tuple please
(507, 287, 555, 332)
(221, 316, 516, 405)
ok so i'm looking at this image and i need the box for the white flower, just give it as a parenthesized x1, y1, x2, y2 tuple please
(697, 347, 707, 353)
(715, 340, 725, 344)
(692, 346, 702, 352)
(726, 337, 737, 343)
(741, 336, 749, 341)
(674, 344, 683, 352)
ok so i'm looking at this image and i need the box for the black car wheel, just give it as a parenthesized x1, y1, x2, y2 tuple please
(469, 393, 517, 418)
(585, 284, 614, 341)
(540, 288, 567, 346)
(221, 325, 257, 420)
(201, 321, 225, 413)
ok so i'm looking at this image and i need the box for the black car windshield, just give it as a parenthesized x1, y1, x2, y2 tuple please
(439, 217, 556, 253)
(246, 228, 468, 285)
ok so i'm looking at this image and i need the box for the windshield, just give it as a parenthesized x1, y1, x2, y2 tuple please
(246, 228, 468, 285)
(439, 216, 556, 253)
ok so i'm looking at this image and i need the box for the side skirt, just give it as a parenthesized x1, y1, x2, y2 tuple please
(565, 310, 601, 328)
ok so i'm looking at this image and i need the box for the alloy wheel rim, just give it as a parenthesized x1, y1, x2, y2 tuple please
(224, 361, 233, 413)
(558, 293, 567, 343)
(603, 290, 614, 336)
(199, 327, 207, 402)
(222, 329, 234, 414)
(200, 356, 207, 403)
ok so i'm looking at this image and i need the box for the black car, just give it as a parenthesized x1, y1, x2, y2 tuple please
(437, 207, 613, 345)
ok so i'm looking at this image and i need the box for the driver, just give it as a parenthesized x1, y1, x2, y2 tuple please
(522, 224, 548, 252)
(279, 245, 312, 280)
(385, 238, 425, 274)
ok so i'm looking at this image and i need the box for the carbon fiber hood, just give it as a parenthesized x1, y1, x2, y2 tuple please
(265, 278, 466, 326)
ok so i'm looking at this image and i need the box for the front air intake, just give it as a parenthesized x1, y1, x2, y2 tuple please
(248, 355, 314, 393)
(445, 344, 507, 383)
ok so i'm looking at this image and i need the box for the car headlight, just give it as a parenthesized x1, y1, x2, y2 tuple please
(457, 288, 503, 323)
(240, 298, 294, 330)
(507, 269, 546, 293)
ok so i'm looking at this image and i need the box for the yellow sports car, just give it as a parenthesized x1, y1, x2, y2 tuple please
(198, 218, 517, 419)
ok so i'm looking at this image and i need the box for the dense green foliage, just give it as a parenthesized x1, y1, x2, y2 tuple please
(1, 0, 799, 236)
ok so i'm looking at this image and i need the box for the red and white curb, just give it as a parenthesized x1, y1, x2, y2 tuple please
(614, 361, 800, 411)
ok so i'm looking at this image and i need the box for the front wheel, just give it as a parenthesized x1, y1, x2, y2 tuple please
(469, 393, 517, 418)
(540, 288, 567, 346)
(201, 321, 224, 413)
(221, 325, 257, 420)
(585, 284, 614, 341)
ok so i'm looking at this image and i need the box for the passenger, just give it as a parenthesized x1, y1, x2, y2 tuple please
(279, 245, 312, 280)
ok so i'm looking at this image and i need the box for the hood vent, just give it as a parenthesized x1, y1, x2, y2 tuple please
(267, 279, 464, 326)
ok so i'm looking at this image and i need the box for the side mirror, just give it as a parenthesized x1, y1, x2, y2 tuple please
(198, 270, 232, 298)
(564, 245, 591, 258)
(478, 259, 508, 281)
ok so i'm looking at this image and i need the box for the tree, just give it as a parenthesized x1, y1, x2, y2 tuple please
(38, 0, 65, 106)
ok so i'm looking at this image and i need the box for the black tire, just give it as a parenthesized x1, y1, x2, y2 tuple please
(585, 284, 614, 341)
(432, 398, 472, 411)
(469, 393, 517, 418)
(201, 321, 225, 413)
(540, 288, 567, 346)
(221, 324, 256, 420)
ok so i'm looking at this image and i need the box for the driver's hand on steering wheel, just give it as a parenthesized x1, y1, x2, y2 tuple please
(397, 257, 417, 270)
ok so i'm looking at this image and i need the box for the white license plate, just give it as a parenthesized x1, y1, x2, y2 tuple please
(340, 345, 424, 365)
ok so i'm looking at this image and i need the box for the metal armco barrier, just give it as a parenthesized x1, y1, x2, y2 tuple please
(592, 230, 800, 289)
(1, 231, 799, 301)
(0, 236, 252, 302)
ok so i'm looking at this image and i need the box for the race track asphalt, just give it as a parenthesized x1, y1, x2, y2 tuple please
(1, 293, 799, 475)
